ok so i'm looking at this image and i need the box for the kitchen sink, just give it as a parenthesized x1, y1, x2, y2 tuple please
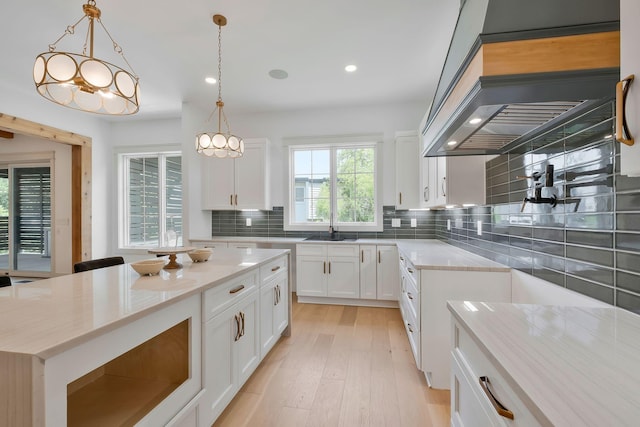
(304, 235, 357, 242)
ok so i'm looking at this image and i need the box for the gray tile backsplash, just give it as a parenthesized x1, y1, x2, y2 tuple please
(210, 206, 436, 240)
(436, 100, 640, 314)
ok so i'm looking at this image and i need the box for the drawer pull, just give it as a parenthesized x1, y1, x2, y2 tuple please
(229, 285, 245, 294)
(407, 323, 414, 333)
(407, 268, 414, 274)
(479, 376, 514, 420)
(271, 265, 281, 272)
(239, 311, 245, 338)
(407, 292, 414, 300)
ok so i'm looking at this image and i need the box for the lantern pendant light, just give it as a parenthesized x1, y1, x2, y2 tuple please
(195, 15, 244, 158)
(33, 0, 140, 115)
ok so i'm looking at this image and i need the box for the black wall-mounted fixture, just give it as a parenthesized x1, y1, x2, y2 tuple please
(518, 164, 557, 212)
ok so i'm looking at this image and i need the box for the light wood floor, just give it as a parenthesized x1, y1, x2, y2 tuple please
(213, 296, 450, 427)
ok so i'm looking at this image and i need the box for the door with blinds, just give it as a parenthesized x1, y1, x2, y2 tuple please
(0, 164, 52, 275)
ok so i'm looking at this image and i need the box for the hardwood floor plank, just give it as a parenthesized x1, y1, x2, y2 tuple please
(306, 378, 345, 427)
(213, 296, 451, 427)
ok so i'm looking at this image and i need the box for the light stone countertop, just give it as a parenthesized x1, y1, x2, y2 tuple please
(0, 248, 289, 359)
(191, 237, 509, 271)
(448, 301, 640, 426)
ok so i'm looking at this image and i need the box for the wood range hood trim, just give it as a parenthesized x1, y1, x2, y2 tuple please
(0, 113, 91, 264)
(421, 25, 621, 157)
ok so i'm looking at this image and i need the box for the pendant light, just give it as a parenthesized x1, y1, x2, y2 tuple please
(33, 0, 140, 115)
(195, 15, 244, 158)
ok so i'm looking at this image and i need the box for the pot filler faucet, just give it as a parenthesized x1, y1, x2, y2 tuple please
(518, 164, 557, 212)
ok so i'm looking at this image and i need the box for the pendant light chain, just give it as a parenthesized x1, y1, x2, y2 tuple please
(217, 23, 222, 102)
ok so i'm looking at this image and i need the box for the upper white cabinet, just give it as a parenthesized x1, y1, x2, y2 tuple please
(422, 155, 486, 208)
(620, 0, 640, 177)
(395, 132, 420, 209)
(201, 138, 271, 210)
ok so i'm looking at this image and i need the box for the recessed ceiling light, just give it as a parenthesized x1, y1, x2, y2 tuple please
(345, 64, 357, 72)
(469, 117, 482, 125)
(205, 77, 217, 84)
(605, 134, 613, 139)
(447, 140, 458, 146)
(268, 69, 289, 79)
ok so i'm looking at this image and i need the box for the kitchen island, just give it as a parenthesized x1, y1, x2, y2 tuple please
(0, 248, 290, 427)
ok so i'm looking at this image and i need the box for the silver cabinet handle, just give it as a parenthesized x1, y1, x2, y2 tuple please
(271, 265, 281, 272)
(441, 177, 446, 197)
(479, 376, 514, 420)
(239, 311, 245, 338)
(408, 292, 414, 300)
(407, 323, 414, 333)
(423, 186, 429, 202)
(408, 268, 414, 274)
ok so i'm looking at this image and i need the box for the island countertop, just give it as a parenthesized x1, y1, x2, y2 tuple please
(0, 248, 289, 359)
(448, 301, 640, 426)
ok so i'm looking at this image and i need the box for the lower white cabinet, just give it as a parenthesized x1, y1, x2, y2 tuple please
(296, 244, 359, 299)
(260, 269, 289, 358)
(201, 289, 259, 424)
(359, 245, 400, 301)
(451, 316, 540, 426)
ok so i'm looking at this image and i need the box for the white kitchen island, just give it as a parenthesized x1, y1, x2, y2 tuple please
(0, 248, 290, 427)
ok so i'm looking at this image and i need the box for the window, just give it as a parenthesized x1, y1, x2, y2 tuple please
(118, 150, 182, 249)
(287, 142, 381, 231)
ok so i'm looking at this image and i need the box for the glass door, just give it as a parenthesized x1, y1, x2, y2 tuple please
(0, 164, 51, 275)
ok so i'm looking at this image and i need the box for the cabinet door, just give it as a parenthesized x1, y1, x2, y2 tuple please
(376, 245, 399, 300)
(273, 275, 289, 336)
(296, 256, 327, 296)
(327, 256, 359, 298)
(236, 291, 260, 386)
(235, 143, 269, 210)
(451, 355, 499, 427)
(359, 245, 377, 299)
(419, 156, 434, 208)
(202, 305, 237, 425)
(201, 156, 235, 210)
(434, 156, 447, 206)
(259, 280, 277, 359)
(395, 135, 420, 209)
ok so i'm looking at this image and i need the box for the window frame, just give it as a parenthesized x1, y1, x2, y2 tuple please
(116, 146, 182, 251)
(285, 139, 383, 232)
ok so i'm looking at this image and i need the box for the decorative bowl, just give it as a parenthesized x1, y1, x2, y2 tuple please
(131, 259, 165, 276)
(188, 248, 212, 263)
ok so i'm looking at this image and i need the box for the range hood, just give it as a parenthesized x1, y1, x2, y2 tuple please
(421, 0, 620, 157)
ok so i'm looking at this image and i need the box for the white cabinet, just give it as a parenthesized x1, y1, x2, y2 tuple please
(359, 245, 399, 301)
(201, 271, 260, 425)
(395, 132, 420, 209)
(420, 269, 511, 389)
(259, 256, 289, 358)
(228, 242, 257, 250)
(296, 244, 359, 299)
(451, 316, 541, 426)
(201, 138, 271, 210)
(620, 0, 640, 176)
(399, 252, 420, 367)
(422, 155, 486, 208)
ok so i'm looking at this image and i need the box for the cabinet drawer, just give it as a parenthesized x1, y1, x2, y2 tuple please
(403, 299, 420, 367)
(399, 253, 418, 284)
(297, 244, 327, 256)
(451, 353, 500, 427)
(203, 271, 258, 321)
(401, 282, 419, 323)
(453, 321, 541, 426)
(228, 242, 257, 249)
(260, 256, 288, 285)
(327, 244, 359, 257)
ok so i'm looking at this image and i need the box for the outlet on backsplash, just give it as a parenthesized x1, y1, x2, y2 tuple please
(391, 218, 401, 227)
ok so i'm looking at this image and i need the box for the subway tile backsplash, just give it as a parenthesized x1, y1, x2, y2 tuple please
(437, 101, 640, 314)
(211, 206, 436, 240)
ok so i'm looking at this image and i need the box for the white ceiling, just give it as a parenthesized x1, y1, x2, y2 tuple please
(1, 0, 460, 120)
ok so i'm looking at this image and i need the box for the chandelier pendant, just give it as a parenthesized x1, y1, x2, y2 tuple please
(33, 0, 140, 115)
(195, 14, 244, 158)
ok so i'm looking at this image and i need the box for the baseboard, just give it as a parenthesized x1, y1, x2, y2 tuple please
(296, 295, 398, 308)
